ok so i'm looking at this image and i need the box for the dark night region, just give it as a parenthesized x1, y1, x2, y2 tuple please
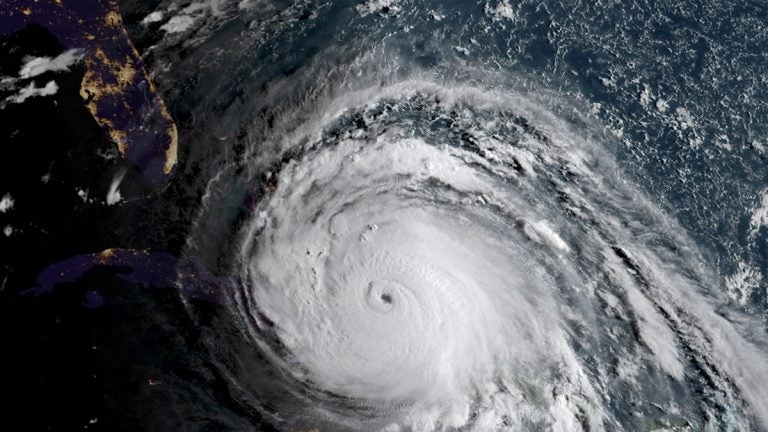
(0, 21, 190, 432)
(0, 0, 178, 184)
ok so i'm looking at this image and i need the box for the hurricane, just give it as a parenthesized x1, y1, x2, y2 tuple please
(178, 46, 768, 431)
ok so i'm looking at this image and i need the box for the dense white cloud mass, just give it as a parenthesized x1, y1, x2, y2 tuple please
(184, 68, 768, 431)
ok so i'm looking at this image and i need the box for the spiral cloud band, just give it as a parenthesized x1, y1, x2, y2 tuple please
(183, 69, 768, 431)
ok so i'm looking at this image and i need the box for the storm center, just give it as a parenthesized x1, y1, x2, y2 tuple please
(366, 280, 402, 313)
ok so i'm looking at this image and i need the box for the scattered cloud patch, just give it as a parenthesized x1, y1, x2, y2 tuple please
(0, 49, 83, 108)
(0, 194, 14, 212)
(655, 98, 669, 113)
(141, 11, 164, 25)
(748, 189, 768, 239)
(753, 140, 766, 154)
(454, 46, 470, 56)
(725, 261, 762, 306)
(430, 10, 445, 21)
(19, 49, 84, 79)
(5, 80, 58, 104)
(161, 15, 197, 33)
(106, 170, 126, 205)
(485, 0, 517, 22)
(77, 188, 89, 202)
(356, 0, 400, 17)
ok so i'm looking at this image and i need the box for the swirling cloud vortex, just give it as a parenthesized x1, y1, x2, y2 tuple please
(188, 76, 768, 431)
